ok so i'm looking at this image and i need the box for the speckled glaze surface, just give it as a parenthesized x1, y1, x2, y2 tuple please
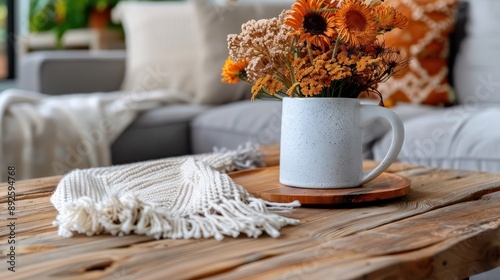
(279, 98, 404, 189)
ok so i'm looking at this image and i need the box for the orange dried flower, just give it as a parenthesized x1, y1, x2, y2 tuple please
(335, 0, 378, 47)
(251, 75, 284, 100)
(390, 10, 408, 30)
(221, 58, 248, 84)
(373, 4, 408, 31)
(373, 4, 395, 30)
(285, 0, 337, 51)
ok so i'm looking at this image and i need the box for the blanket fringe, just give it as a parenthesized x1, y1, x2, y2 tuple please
(213, 142, 264, 172)
(53, 193, 300, 240)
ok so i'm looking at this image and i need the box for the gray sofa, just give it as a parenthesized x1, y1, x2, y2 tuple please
(19, 50, 207, 164)
(19, 47, 291, 164)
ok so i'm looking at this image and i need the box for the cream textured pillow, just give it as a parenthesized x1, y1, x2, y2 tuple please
(192, 0, 291, 105)
(112, 2, 199, 98)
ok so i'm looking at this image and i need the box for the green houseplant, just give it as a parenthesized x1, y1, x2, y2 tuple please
(29, 0, 183, 49)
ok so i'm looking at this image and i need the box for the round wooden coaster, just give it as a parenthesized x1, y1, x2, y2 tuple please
(229, 166, 411, 205)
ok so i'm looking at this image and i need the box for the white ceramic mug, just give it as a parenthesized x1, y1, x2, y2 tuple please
(279, 97, 404, 188)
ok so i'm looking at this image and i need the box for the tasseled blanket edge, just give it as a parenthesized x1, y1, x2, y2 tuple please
(53, 193, 300, 240)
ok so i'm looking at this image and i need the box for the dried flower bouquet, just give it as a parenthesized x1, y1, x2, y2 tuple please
(221, 0, 408, 106)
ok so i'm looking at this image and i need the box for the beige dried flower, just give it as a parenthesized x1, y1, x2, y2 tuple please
(228, 10, 297, 83)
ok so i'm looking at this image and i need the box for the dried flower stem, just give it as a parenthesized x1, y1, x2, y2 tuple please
(331, 37, 340, 60)
(307, 41, 314, 65)
(285, 57, 303, 97)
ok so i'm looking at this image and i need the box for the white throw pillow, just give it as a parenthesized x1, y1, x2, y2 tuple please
(112, 1, 199, 98)
(192, 0, 291, 105)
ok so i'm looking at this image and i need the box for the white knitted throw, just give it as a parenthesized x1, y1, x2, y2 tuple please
(0, 88, 190, 181)
(51, 145, 300, 240)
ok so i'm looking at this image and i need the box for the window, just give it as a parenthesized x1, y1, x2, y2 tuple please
(0, 0, 14, 80)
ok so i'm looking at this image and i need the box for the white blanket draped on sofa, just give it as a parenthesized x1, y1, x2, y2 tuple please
(0, 89, 189, 181)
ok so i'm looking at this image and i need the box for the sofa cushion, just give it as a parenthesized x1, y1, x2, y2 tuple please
(112, 2, 199, 98)
(112, 104, 208, 164)
(192, 0, 291, 105)
(454, 0, 500, 104)
(373, 104, 500, 172)
(377, 0, 459, 107)
(362, 102, 441, 158)
(191, 100, 283, 153)
(19, 50, 126, 95)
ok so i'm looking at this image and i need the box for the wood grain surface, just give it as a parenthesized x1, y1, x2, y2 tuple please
(231, 166, 411, 205)
(1, 160, 500, 279)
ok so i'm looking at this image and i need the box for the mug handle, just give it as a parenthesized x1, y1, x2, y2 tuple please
(358, 104, 405, 185)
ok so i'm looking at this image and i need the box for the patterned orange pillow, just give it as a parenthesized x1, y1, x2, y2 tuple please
(377, 0, 458, 107)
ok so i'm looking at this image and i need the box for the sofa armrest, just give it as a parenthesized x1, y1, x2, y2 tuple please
(18, 50, 126, 95)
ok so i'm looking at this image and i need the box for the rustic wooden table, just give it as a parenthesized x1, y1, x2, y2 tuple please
(1, 155, 500, 279)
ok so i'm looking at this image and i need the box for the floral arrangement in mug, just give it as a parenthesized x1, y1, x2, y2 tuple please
(221, 0, 408, 106)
